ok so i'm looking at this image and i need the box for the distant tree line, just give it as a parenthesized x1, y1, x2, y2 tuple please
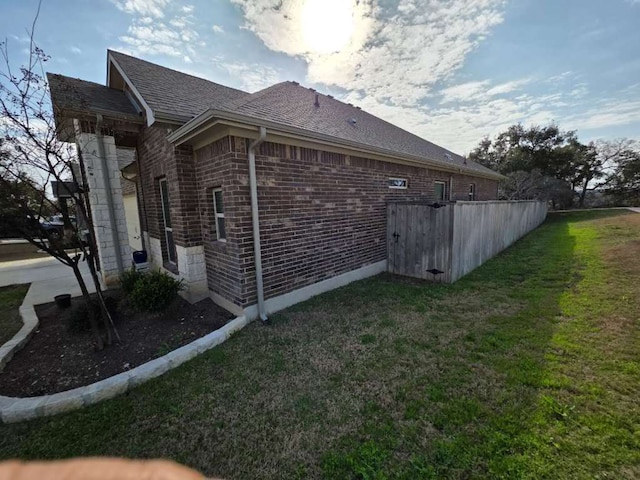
(468, 123, 640, 209)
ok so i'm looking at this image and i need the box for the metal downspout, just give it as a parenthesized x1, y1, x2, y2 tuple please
(95, 114, 124, 276)
(248, 126, 268, 322)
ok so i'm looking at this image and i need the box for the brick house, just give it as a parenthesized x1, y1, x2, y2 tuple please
(48, 51, 502, 320)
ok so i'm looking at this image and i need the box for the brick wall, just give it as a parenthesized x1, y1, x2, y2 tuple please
(193, 137, 250, 306)
(137, 123, 200, 267)
(242, 143, 497, 306)
(192, 136, 498, 309)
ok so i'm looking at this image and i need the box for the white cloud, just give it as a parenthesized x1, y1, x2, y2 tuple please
(439, 78, 530, 104)
(232, 0, 507, 106)
(213, 58, 283, 92)
(212, 25, 225, 34)
(565, 98, 640, 130)
(114, 2, 199, 58)
(440, 81, 490, 103)
(70, 46, 82, 55)
(110, 0, 169, 18)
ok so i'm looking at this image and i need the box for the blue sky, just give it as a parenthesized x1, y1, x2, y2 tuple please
(1, 0, 639, 154)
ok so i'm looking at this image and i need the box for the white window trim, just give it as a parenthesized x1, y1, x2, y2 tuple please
(159, 178, 176, 265)
(388, 177, 408, 189)
(434, 180, 447, 201)
(469, 183, 476, 201)
(212, 187, 226, 242)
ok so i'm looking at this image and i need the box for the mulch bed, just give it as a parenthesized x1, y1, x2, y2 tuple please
(0, 291, 234, 397)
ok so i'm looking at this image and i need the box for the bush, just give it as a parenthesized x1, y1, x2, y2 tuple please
(120, 267, 144, 293)
(127, 270, 184, 313)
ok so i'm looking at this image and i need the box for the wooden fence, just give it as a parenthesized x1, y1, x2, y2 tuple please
(387, 200, 547, 283)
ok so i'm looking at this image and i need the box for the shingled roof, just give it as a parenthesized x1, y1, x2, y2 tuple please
(108, 50, 249, 121)
(47, 73, 140, 120)
(215, 82, 498, 177)
(53, 51, 499, 178)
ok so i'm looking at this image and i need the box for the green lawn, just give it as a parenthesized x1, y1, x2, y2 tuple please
(0, 284, 29, 346)
(1, 210, 639, 479)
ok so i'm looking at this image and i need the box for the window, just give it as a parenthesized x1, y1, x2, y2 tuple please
(434, 181, 447, 201)
(388, 177, 408, 189)
(469, 183, 476, 201)
(212, 188, 226, 241)
(159, 178, 176, 264)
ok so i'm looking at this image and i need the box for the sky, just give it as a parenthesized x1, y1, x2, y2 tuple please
(1, 0, 639, 155)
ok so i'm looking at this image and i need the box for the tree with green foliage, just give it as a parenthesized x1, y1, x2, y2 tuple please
(470, 123, 637, 209)
(606, 145, 640, 205)
(469, 123, 580, 208)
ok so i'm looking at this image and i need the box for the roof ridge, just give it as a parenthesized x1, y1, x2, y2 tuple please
(219, 81, 296, 112)
(242, 81, 473, 163)
(108, 49, 248, 96)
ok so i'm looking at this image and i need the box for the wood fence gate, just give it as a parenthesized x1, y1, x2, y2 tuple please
(387, 201, 453, 283)
(387, 200, 548, 283)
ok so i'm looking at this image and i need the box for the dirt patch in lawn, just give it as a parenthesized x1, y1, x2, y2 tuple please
(0, 291, 234, 397)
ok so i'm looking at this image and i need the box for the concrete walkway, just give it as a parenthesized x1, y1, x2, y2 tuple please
(0, 257, 97, 306)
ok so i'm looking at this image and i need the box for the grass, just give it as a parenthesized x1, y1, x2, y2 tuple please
(0, 284, 29, 346)
(0, 210, 639, 479)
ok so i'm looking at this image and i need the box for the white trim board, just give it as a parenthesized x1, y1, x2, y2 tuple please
(108, 53, 155, 126)
(241, 260, 387, 321)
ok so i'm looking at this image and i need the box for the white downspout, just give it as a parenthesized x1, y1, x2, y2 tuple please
(248, 126, 268, 322)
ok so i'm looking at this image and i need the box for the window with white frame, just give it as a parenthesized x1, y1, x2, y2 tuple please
(434, 181, 447, 201)
(159, 178, 176, 264)
(469, 183, 476, 201)
(388, 177, 408, 189)
(212, 188, 226, 241)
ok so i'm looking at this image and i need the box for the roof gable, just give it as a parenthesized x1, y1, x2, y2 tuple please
(47, 73, 140, 120)
(107, 50, 249, 123)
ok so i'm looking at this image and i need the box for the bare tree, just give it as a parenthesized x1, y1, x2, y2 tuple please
(0, 9, 119, 349)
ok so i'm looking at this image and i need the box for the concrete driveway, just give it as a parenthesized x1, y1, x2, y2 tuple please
(0, 256, 96, 306)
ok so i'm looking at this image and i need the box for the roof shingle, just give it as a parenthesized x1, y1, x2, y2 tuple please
(219, 82, 497, 177)
(109, 50, 249, 121)
(47, 73, 140, 120)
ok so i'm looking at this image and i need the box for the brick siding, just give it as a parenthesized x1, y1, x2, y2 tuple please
(191, 137, 498, 309)
(137, 123, 200, 267)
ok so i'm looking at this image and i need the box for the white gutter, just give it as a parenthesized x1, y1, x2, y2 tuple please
(95, 114, 125, 276)
(248, 126, 268, 322)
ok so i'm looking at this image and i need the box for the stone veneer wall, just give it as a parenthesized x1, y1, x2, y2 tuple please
(78, 132, 131, 285)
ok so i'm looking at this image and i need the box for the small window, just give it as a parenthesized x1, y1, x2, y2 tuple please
(469, 183, 476, 201)
(212, 188, 226, 241)
(388, 178, 408, 189)
(434, 181, 447, 201)
(159, 178, 176, 264)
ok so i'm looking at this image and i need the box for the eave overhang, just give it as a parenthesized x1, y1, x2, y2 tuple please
(167, 109, 506, 181)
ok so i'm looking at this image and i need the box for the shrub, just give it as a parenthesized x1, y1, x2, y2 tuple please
(120, 267, 144, 293)
(127, 270, 184, 313)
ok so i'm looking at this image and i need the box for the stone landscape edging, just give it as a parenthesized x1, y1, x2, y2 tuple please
(0, 285, 249, 424)
(0, 303, 39, 373)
